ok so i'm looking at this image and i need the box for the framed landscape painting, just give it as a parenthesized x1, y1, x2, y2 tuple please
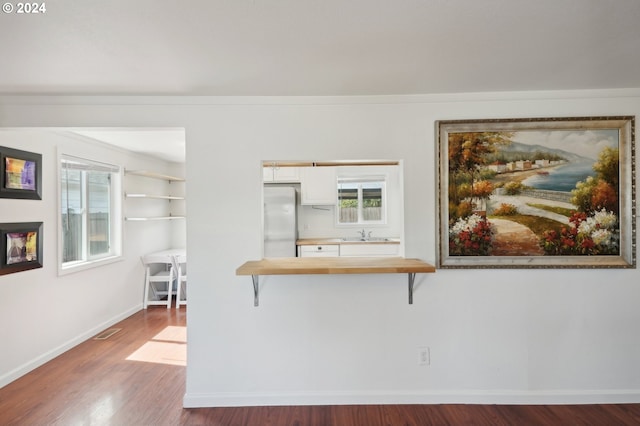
(437, 116, 635, 268)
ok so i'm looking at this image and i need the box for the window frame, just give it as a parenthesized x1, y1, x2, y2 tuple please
(336, 176, 387, 226)
(58, 154, 123, 275)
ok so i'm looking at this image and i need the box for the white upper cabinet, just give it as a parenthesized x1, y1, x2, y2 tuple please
(300, 166, 336, 205)
(263, 165, 300, 182)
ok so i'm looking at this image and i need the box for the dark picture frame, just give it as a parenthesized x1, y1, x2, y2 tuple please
(0, 222, 43, 275)
(0, 146, 42, 200)
(437, 116, 635, 268)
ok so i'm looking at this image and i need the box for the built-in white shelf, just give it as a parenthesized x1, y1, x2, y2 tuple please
(124, 169, 185, 182)
(125, 193, 185, 200)
(125, 216, 186, 221)
(124, 169, 186, 221)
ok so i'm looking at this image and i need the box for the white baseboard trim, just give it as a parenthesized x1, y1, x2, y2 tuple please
(183, 389, 640, 408)
(0, 304, 141, 388)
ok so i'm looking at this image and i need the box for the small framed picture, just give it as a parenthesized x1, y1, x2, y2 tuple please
(0, 146, 42, 200)
(1, 222, 43, 275)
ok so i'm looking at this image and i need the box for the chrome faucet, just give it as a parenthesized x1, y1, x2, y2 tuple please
(358, 229, 366, 239)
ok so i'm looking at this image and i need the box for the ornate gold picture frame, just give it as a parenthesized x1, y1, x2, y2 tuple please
(437, 116, 635, 268)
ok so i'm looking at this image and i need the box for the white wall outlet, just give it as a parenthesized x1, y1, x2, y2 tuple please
(418, 346, 430, 366)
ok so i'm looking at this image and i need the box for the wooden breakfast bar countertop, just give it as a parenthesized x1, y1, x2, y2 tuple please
(236, 257, 436, 306)
(237, 257, 434, 275)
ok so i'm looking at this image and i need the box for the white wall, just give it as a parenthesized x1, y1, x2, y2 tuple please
(0, 128, 182, 387)
(0, 90, 638, 405)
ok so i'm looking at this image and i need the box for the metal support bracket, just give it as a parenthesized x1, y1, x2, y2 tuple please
(408, 273, 416, 305)
(252, 275, 259, 306)
(249, 272, 419, 306)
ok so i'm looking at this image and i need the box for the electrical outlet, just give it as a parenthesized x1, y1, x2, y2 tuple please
(418, 346, 430, 366)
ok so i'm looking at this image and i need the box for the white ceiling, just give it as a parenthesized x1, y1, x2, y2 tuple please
(1, 0, 639, 96)
(2, 0, 640, 162)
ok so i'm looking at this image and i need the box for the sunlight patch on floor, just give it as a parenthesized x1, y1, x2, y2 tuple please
(153, 325, 187, 343)
(126, 326, 187, 366)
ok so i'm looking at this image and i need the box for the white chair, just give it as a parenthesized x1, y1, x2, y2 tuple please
(142, 258, 176, 309)
(174, 254, 187, 308)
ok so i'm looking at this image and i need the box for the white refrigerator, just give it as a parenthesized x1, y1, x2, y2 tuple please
(263, 186, 297, 257)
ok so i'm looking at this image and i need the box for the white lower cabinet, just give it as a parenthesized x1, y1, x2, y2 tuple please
(298, 244, 340, 257)
(339, 244, 399, 257)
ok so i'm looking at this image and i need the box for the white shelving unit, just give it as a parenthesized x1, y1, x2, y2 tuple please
(125, 170, 185, 182)
(124, 216, 185, 221)
(124, 169, 186, 221)
(125, 193, 184, 200)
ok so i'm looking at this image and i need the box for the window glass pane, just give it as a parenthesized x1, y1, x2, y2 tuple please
(337, 179, 385, 224)
(362, 182, 383, 221)
(338, 183, 358, 223)
(61, 168, 83, 263)
(60, 155, 121, 269)
(88, 172, 111, 257)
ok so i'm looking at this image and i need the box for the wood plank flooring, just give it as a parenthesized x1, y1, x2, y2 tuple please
(1, 307, 640, 425)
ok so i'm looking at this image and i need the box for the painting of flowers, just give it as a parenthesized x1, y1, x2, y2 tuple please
(437, 116, 635, 268)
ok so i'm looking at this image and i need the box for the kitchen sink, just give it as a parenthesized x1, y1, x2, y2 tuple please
(341, 237, 391, 242)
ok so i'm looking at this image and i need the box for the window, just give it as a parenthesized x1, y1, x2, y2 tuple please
(337, 177, 386, 225)
(60, 155, 122, 271)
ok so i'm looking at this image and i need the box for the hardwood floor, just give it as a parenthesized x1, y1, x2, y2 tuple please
(1, 307, 640, 425)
